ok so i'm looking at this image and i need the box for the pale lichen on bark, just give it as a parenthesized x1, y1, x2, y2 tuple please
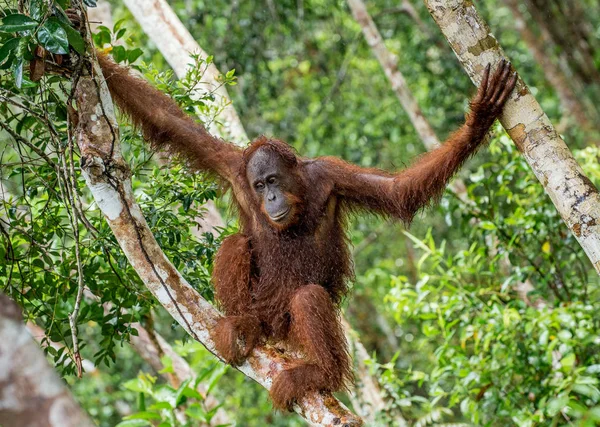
(424, 0, 600, 273)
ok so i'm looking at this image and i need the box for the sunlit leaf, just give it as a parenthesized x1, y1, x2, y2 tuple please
(0, 14, 38, 33)
(38, 17, 69, 54)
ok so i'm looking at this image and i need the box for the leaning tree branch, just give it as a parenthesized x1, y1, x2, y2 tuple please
(423, 0, 600, 275)
(72, 22, 361, 427)
(347, 0, 440, 151)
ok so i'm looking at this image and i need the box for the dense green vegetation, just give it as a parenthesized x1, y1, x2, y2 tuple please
(1, 0, 599, 426)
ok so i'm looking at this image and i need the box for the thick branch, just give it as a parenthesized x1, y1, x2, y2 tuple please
(0, 294, 94, 427)
(423, 0, 600, 275)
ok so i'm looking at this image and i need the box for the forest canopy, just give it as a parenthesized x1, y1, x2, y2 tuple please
(1, 1, 600, 426)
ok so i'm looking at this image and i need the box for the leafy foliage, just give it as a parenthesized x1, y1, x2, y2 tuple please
(1, 0, 600, 426)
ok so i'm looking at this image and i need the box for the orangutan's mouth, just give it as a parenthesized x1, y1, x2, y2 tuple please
(270, 207, 291, 222)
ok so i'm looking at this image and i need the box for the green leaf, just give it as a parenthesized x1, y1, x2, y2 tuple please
(13, 57, 23, 88)
(174, 378, 192, 406)
(38, 17, 69, 54)
(185, 403, 207, 422)
(60, 22, 85, 54)
(546, 395, 569, 417)
(115, 420, 150, 427)
(123, 412, 161, 421)
(0, 37, 20, 64)
(0, 14, 38, 33)
(29, 0, 48, 21)
(127, 48, 143, 64)
(112, 45, 127, 63)
(560, 353, 576, 372)
(148, 402, 171, 411)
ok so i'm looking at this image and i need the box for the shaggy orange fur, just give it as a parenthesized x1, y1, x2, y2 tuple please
(97, 53, 516, 410)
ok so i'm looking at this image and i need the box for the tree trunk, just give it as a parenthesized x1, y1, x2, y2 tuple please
(423, 0, 600, 275)
(0, 294, 94, 427)
(347, 0, 440, 151)
(72, 12, 361, 426)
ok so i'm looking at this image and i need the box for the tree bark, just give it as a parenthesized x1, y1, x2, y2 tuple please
(423, 0, 600, 275)
(72, 33, 361, 427)
(0, 294, 94, 427)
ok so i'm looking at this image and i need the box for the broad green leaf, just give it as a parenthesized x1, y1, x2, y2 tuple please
(128, 48, 143, 63)
(0, 14, 38, 33)
(60, 22, 85, 54)
(115, 420, 150, 427)
(546, 395, 569, 417)
(0, 37, 20, 64)
(38, 17, 69, 54)
(112, 45, 127, 63)
(29, 0, 48, 21)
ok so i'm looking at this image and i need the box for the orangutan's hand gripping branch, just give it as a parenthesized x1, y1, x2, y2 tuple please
(98, 54, 516, 410)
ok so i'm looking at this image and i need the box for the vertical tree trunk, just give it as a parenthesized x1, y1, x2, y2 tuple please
(0, 294, 94, 427)
(423, 0, 600, 275)
(347, 0, 440, 151)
